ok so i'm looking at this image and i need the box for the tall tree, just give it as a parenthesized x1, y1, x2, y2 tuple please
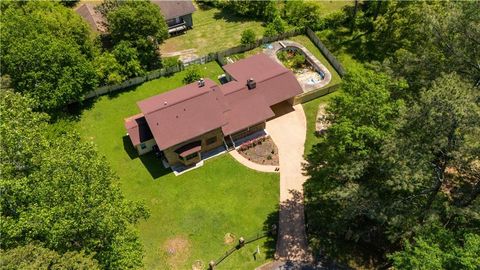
(304, 69, 406, 256)
(106, 0, 168, 70)
(0, 244, 100, 270)
(0, 1, 97, 110)
(388, 73, 480, 224)
(390, 225, 480, 270)
(0, 91, 149, 269)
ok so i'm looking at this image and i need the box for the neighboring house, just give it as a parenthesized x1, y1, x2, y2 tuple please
(75, 3, 107, 33)
(124, 53, 303, 167)
(75, 0, 195, 35)
(152, 1, 196, 34)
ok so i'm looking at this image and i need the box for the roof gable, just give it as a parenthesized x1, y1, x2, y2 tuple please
(138, 79, 228, 150)
(75, 3, 106, 33)
(151, 0, 196, 20)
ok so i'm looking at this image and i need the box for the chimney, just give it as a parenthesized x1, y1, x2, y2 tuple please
(198, 78, 205, 87)
(247, 78, 256, 90)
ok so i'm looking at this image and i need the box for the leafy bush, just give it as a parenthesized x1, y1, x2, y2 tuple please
(162, 56, 181, 69)
(182, 65, 202, 84)
(277, 50, 306, 69)
(272, 16, 286, 33)
(291, 53, 306, 68)
(240, 29, 257, 45)
(264, 23, 278, 38)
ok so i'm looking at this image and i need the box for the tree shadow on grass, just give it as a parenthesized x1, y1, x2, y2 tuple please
(213, 8, 265, 25)
(262, 207, 279, 260)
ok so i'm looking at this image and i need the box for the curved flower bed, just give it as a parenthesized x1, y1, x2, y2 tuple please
(238, 136, 279, 166)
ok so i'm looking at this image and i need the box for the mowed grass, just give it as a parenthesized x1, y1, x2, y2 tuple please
(161, 4, 266, 55)
(315, 0, 354, 16)
(302, 91, 342, 156)
(75, 61, 279, 269)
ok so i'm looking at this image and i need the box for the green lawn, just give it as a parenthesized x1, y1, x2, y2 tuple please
(302, 91, 341, 156)
(75, 61, 279, 269)
(316, 0, 354, 16)
(161, 4, 266, 55)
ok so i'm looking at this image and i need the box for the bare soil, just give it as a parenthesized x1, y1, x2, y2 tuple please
(163, 236, 191, 270)
(224, 232, 236, 244)
(238, 136, 279, 166)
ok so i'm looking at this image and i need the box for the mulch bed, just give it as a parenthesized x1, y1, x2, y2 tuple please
(238, 136, 279, 166)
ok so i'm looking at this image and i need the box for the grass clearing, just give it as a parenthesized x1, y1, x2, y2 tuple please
(302, 91, 342, 156)
(75, 61, 279, 269)
(161, 4, 266, 55)
(315, 0, 355, 16)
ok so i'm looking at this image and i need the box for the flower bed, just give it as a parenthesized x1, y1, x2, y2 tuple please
(237, 136, 279, 166)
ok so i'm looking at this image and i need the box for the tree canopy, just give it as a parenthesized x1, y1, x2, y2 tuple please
(0, 244, 100, 270)
(0, 1, 97, 110)
(0, 90, 149, 269)
(106, 0, 168, 70)
(304, 70, 480, 267)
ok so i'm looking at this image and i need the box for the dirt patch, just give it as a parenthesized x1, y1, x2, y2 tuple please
(191, 260, 204, 270)
(238, 136, 279, 166)
(316, 104, 330, 135)
(162, 236, 191, 270)
(224, 233, 236, 244)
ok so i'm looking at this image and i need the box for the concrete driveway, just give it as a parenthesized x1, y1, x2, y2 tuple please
(266, 102, 313, 263)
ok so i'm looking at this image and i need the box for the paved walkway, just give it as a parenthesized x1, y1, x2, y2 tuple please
(229, 150, 279, 173)
(266, 103, 313, 263)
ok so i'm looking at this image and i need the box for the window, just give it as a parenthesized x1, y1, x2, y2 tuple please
(185, 153, 198, 160)
(206, 136, 217, 145)
(140, 143, 147, 149)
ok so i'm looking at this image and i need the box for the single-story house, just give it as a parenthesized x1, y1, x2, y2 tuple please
(75, 0, 195, 34)
(124, 53, 303, 167)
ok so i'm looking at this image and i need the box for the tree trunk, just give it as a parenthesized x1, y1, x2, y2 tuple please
(373, 0, 381, 21)
(420, 162, 446, 224)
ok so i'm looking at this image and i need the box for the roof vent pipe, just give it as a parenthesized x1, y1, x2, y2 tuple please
(247, 78, 256, 90)
(198, 78, 205, 87)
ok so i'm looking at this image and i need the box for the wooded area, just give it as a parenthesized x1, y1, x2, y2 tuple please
(1, 1, 478, 269)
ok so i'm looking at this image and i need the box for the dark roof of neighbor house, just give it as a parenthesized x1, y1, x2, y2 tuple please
(76, 1, 195, 33)
(127, 53, 302, 150)
(75, 3, 107, 33)
(124, 113, 154, 146)
(152, 0, 196, 20)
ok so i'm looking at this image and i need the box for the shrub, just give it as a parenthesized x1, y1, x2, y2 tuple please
(264, 23, 278, 38)
(182, 65, 202, 84)
(272, 16, 286, 33)
(241, 29, 256, 45)
(291, 53, 306, 68)
(162, 56, 181, 69)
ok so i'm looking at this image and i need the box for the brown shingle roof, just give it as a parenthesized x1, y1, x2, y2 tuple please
(124, 113, 153, 146)
(151, 0, 196, 20)
(222, 95, 274, 135)
(138, 79, 228, 150)
(75, 3, 107, 33)
(126, 53, 302, 150)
